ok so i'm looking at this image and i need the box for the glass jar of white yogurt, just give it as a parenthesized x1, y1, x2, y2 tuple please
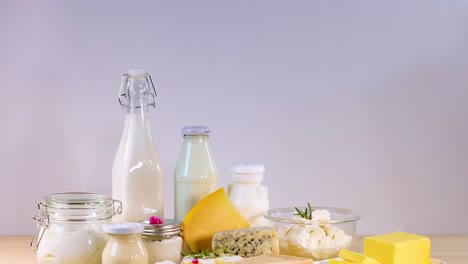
(102, 222, 148, 264)
(142, 219, 184, 263)
(31, 192, 122, 264)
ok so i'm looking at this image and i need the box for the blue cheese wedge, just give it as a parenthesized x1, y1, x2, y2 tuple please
(212, 227, 279, 258)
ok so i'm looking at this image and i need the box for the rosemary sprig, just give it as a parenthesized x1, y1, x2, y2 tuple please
(294, 202, 313, 220)
(181, 249, 227, 259)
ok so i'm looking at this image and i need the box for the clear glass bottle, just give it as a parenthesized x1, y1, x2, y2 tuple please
(227, 163, 270, 227)
(112, 69, 164, 222)
(102, 222, 148, 264)
(174, 126, 219, 222)
(142, 219, 184, 263)
(31, 192, 122, 264)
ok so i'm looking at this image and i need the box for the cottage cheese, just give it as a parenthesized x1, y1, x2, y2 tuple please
(277, 210, 352, 260)
(145, 235, 183, 263)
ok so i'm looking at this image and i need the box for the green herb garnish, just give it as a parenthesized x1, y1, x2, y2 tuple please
(294, 202, 313, 220)
(181, 249, 224, 259)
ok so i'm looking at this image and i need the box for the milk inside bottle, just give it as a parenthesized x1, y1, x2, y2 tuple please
(112, 70, 164, 222)
(174, 126, 218, 222)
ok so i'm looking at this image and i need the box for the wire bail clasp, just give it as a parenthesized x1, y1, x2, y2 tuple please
(30, 201, 49, 250)
(113, 199, 122, 215)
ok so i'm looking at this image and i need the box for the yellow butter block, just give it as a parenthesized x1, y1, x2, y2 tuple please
(329, 259, 355, 264)
(339, 249, 366, 262)
(337, 249, 381, 264)
(364, 231, 431, 264)
(338, 249, 381, 264)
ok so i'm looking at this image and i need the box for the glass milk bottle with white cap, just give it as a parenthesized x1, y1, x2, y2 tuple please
(112, 70, 164, 222)
(227, 163, 270, 227)
(174, 126, 218, 222)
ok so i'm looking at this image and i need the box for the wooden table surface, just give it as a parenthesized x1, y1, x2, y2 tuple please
(0, 235, 467, 263)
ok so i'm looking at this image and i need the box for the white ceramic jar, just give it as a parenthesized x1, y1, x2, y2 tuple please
(142, 219, 184, 263)
(227, 163, 270, 227)
(102, 222, 148, 264)
(31, 193, 121, 264)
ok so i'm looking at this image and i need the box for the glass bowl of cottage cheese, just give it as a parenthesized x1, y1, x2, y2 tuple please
(264, 206, 360, 261)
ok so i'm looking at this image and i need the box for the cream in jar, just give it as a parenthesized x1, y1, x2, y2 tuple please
(102, 222, 148, 264)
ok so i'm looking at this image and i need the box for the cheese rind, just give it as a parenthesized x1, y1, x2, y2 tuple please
(364, 231, 430, 264)
(215, 255, 313, 264)
(212, 226, 279, 258)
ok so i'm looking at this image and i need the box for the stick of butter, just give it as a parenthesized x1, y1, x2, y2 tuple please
(338, 249, 381, 264)
(364, 231, 430, 264)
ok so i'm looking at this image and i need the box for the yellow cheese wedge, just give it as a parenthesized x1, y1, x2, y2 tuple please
(216, 255, 314, 263)
(364, 231, 430, 264)
(183, 188, 250, 251)
(338, 249, 381, 264)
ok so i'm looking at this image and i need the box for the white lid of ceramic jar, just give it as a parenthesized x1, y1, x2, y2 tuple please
(105, 222, 144, 235)
(230, 163, 265, 183)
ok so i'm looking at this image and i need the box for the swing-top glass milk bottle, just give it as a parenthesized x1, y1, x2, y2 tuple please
(112, 69, 164, 222)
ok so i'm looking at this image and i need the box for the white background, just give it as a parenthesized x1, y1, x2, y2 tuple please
(1, 0, 467, 235)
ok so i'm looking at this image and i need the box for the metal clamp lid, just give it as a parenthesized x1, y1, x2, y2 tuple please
(142, 219, 182, 237)
(30, 202, 49, 250)
(118, 71, 157, 108)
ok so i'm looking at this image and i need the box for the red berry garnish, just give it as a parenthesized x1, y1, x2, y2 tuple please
(192, 258, 199, 263)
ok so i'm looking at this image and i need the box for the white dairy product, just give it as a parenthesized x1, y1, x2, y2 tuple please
(227, 163, 270, 227)
(112, 113, 164, 222)
(174, 126, 218, 222)
(311, 210, 330, 221)
(37, 225, 107, 264)
(102, 222, 148, 264)
(145, 236, 183, 263)
(113, 71, 164, 222)
(278, 210, 352, 260)
(174, 180, 217, 221)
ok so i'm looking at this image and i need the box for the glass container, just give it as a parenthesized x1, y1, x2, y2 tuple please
(31, 192, 122, 264)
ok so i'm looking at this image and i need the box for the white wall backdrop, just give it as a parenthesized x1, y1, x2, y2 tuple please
(1, 0, 467, 235)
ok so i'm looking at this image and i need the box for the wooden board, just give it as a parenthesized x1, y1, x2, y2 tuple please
(0, 235, 466, 263)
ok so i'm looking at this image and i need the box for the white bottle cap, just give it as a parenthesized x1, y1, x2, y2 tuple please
(231, 163, 265, 183)
(104, 222, 144, 235)
(128, 69, 146, 77)
(181, 126, 211, 135)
